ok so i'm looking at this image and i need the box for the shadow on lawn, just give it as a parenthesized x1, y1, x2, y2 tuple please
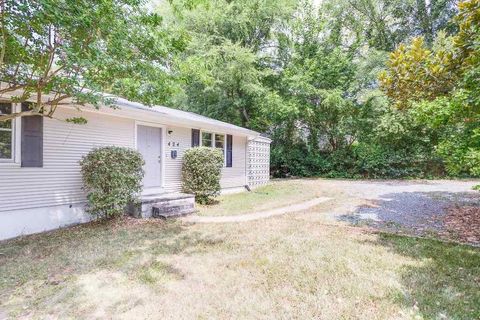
(0, 218, 225, 318)
(373, 233, 480, 320)
(340, 190, 480, 318)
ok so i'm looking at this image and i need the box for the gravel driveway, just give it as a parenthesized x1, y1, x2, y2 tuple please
(330, 179, 480, 244)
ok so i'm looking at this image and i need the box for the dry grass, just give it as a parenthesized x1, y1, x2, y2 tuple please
(1, 180, 479, 319)
(197, 179, 344, 216)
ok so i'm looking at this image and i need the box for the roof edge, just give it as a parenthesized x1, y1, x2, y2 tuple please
(114, 97, 260, 137)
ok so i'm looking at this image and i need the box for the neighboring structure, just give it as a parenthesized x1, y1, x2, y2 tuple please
(0, 98, 271, 240)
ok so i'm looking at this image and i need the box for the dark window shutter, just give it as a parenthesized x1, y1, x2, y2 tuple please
(226, 134, 232, 167)
(21, 103, 43, 167)
(191, 129, 200, 147)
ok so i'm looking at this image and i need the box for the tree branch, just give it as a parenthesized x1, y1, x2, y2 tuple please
(0, 110, 43, 121)
(0, 83, 26, 94)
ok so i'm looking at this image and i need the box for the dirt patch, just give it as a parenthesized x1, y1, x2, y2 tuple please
(443, 206, 480, 245)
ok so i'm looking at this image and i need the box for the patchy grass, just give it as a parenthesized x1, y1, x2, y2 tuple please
(1, 179, 479, 319)
(377, 234, 480, 319)
(197, 179, 337, 216)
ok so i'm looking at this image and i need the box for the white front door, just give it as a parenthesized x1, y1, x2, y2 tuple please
(137, 125, 162, 188)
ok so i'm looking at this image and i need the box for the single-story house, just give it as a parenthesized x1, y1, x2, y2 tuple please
(0, 98, 271, 240)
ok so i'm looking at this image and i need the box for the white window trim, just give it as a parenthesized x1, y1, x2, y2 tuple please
(201, 131, 214, 147)
(0, 102, 21, 166)
(199, 130, 227, 167)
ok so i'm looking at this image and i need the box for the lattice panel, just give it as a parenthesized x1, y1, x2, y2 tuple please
(247, 138, 271, 187)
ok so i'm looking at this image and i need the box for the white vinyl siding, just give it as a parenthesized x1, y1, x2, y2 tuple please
(0, 107, 250, 213)
(220, 135, 247, 188)
(163, 126, 247, 192)
(163, 125, 192, 192)
(0, 108, 135, 212)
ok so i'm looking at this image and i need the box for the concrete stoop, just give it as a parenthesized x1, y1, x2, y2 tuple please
(129, 193, 197, 219)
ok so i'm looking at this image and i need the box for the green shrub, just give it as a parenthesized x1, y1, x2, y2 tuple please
(271, 141, 445, 179)
(80, 146, 144, 219)
(182, 147, 224, 204)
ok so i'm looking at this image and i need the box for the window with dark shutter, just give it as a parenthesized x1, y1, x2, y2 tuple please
(191, 129, 200, 147)
(226, 134, 232, 167)
(21, 103, 43, 167)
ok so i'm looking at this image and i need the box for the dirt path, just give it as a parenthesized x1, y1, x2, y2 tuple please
(186, 179, 479, 244)
(183, 197, 332, 223)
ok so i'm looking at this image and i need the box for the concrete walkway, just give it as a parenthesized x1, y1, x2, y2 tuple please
(183, 197, 332, 223)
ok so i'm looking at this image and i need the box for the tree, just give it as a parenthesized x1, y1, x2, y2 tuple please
(379, 0, 480, 178)
(379, 35, 459, 109)
(164, 0, 294, 130)
(174, 40, 275, 128)
(455, 0, 480, 106)
(343, 0, 458, 51)
(0, 0, 177, 122)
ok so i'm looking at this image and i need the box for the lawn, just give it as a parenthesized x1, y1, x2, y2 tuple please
(197, 179, 342, 216)
(1, 180, 479, 319)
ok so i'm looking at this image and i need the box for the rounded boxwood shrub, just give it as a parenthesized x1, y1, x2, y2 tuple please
(80, 146, 144, 219)
(182, 146, 224, 204)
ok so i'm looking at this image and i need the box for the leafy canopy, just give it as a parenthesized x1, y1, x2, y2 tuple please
(0, 0, 179, 122)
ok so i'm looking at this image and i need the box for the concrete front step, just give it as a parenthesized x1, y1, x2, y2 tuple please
(128, 192, 196, 218)
(153, 207, 197, 219)
(152, 203, 194, 215)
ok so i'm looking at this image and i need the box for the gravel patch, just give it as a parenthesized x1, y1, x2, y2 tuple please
(335, 180, 480, 244)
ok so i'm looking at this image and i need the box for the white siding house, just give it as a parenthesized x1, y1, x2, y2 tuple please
(0, 98, 271, 240)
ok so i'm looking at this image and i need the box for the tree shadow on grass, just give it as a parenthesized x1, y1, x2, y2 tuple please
(372, 233, 480, 320)
(0, 217, 226, 318)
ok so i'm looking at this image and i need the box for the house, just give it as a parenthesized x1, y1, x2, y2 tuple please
(0, 98, 271, 240)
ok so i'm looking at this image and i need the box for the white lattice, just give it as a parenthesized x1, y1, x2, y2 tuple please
(247, 137, 271, 187)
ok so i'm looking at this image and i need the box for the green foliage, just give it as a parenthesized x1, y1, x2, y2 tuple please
(80, 147, 144, 219)
(1, 0, 476, 182)
(379, 36, 459, 109)
(167, 0, 294, 130)
(343, 0, 458, 51)
(456, 0, 480, 106)
(174, 40, 273, 129)
(163, 0, 473, 180)
(377, 1, 480, 180)
(182, 147, 224, 204)
(0, 0, 179, 122)
(271, 141, 443, 179)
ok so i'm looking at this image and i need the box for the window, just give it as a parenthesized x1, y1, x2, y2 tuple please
(202, 132, 212, 147)
(0, 103, 13, 160)
(215, 133, 225, 155)
(200, 131, 227, 164)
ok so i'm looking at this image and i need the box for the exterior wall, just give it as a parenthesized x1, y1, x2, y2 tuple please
(0, 108, 135, 214)
(247, 137, 271, 188)
(163, 125, 190, 193)
(221, 135, 247, 189)
(162, 125, 247, 192)
(0, 108, 250, 240)
(0, 203, 89, 240)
